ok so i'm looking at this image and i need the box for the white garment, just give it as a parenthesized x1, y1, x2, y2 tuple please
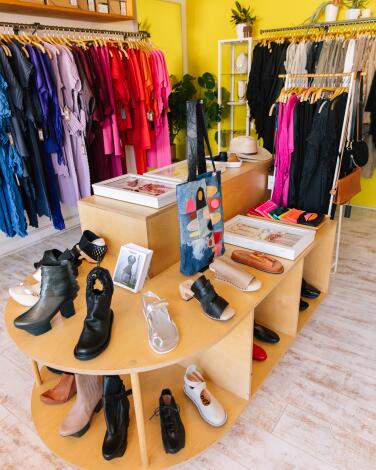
(343, 39, 356, 86)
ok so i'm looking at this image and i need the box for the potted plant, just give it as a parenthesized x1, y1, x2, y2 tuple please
(168, 73, 229, 160)
(306, 0, 342, 23)
(230, 1, 256, 39)
(326, 0, 342, 21)
(168, 74, 196, 161)
(345, 0, 368, 19)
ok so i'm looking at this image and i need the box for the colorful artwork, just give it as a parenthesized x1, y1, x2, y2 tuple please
(106, 176, 174, 197)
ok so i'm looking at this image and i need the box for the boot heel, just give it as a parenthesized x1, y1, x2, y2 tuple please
(94, 399, 103, 413)
(179, 281, 195, 301)
(60, 299, 75, 318)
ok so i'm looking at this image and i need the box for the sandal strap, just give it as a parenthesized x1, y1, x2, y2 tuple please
(211, 258, 254, 290)
(78, 230, 108, 263)
(191, 276, 229, 320)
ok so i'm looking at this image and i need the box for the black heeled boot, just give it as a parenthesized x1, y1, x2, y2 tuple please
(34, 249, 82, 277)
(102, 376, 130, 460)
(14, 260, 79, 336)
(74, 267, 114, 361)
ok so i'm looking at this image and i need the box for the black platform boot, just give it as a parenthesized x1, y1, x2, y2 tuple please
(102, 375, 130, 460)
(74, 267, 114, 361)
(14, 260, 79, 336)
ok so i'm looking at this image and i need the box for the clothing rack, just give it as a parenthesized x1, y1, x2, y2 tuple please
(278, 71, 358, 272)
(260, 17, 376, 35)
(0, 21, 150, 40)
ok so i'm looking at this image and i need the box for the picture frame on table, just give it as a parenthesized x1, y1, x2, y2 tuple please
(224, 215, 316, 260)
(113, 243, 153, 293)
(92, 174, 176, 208)
(144, 159, 227, 184)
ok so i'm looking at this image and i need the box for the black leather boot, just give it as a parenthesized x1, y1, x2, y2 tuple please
(34, 249, 82, 276)
(14, 260, 79, 336)
(74, 267, 114, 361)
(102, 375, 130, 460)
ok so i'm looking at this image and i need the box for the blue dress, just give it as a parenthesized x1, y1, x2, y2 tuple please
(0, 74, 27, 237)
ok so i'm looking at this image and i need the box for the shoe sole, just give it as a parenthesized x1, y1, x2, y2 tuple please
(142, 306, 178, 355)
(192, 297, 235, 322)
(73, 311, 113, 361)
(62, 399, 103, 438)
(183, 385, 227, 428)
(14, 297, 77, 336)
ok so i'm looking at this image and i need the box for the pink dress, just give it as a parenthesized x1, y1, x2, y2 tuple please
(147, 51, 172, 168)
(272, 95, 299, 207)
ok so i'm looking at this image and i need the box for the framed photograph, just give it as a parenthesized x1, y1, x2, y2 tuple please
(224, 215, 316, 260)
(113, 243, 153, 293)
(92, 174, 176, 209)
(144, 160, 227, 184)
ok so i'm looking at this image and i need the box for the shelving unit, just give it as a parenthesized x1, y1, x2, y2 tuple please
(0, 0, 135, 21)
(4, 216, 337, 469)
(217, 38, 252, 154)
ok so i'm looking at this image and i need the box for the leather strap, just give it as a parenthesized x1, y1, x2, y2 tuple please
(191, 275, 229, 320)
(186, 100, 216, 182)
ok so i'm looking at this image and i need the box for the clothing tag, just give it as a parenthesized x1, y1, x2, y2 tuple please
(70, 0, 78, 5)
(147, 111, 153, 122)
(7, 132, 14, 146)
(81, 144, 87, 155)
(38, 129, 44, 141)
(121, 108, 126, 120)
(63, 106, 70, 121)
(268, 175, 275, 190)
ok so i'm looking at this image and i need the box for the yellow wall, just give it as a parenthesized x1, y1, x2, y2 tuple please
(136, 0, 182, 77)
(136, 0, 376, 207)
(187, 0, 376, 207)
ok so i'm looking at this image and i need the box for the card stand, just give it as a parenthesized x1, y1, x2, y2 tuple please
(5, 221, 337, 469)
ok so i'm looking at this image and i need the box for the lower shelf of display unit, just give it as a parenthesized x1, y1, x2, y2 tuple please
(32, 366, 248, 470)
(251, 328, 294, 395)
(297, 294, 327, 333)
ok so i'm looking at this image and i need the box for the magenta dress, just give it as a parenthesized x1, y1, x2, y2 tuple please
(272, 95, 299, 207)
(147, 51, 172, 168)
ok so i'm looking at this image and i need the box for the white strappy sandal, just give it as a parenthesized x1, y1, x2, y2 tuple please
(9, 282, 41, 307)
(142, 292, 179, 354)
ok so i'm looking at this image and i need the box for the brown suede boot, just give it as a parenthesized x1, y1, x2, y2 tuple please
(40, 374, 76, 405)
(59, 374, 103, 438)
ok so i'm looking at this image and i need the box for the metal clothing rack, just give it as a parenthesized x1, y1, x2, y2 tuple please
(0, 21, 150, 40)
(277, 72, 358, 273)
(260, 17, 376, 35)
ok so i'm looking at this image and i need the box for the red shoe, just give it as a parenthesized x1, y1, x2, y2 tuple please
(253, 344, 267, 361)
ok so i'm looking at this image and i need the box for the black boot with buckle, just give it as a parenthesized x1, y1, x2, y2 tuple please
(102, 375, 131, 461)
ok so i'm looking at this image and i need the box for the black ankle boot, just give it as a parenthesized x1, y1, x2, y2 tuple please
(102, 376, 130, 460)
(14, 260, 79, 336)
(34, 249, 82, 276)
(74, 267, 114, 361)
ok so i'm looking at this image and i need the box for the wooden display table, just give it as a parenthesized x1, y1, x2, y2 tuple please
(4, 220, 336, 470)
(78, 160, 270, 277)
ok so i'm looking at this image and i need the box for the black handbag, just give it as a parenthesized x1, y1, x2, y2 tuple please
(343, 72, 369, 170)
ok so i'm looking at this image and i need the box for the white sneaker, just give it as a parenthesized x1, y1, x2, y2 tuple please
(183, 365, 227, 427)
(9, 282, 41, 307)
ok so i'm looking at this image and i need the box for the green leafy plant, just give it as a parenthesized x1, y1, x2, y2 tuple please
(168, 74, 197, 145)
(345, 0, 368, 7)
(230, 1, 256, 25)
(168, 72, 230, 145)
